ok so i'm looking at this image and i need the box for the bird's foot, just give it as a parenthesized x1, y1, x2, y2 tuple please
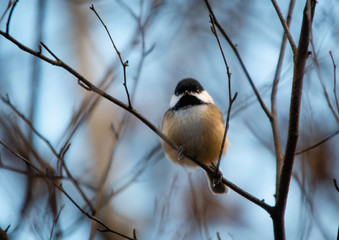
(210, 164, 223, 187)
(177, 146, 185, 161)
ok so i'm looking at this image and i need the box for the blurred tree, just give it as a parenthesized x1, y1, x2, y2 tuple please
(0, 0, 338, 240)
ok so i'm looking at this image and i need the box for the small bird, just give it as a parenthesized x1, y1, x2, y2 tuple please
(161, 78, 229, 194)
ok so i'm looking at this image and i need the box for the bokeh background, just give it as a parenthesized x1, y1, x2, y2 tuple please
(0, 0, 338, 239)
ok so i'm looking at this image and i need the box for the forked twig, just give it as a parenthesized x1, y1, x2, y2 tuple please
(203, 0, 271, 119)
(1, 95, 96, 214)
(0, 141, 135, 240)
(270, 0, 297, 55)
(271, 0, 295, 191)
(90, 4, 132, 108)
(209, 14, 238, 172)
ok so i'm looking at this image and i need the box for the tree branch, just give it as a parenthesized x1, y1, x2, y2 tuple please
(0, 141, 135, 240)
(1, 95, 96, 214)
(296, 129, 339, 155)
(270, 0, 297, 55)
(90, 4, 132, 108)
(271, 0, 296, 193)
(209, 14, 238, 172)
(274, 1, 317, 239)
(203, 0, 272, 119)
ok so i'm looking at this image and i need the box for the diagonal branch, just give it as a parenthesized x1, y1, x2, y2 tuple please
(296, 129, 339, 155)
(0, 141, 135, 240)
(270, 0, 297, 55)
(90, 4, 131, 108)
(0, 29, 272, 214)
(1, 95, 96, 214)
(203, 0, 272, 120)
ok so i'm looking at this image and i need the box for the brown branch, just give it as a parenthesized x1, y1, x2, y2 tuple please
(271, 0, 296, 193)
(296, 129, 339, 155)
(1, 94, 96, 214)
(274, 1, 317, 239)
(310, 38, 339, 122)
(0, 141, 135, 240)
(90, 4, 132, 108)
(203, 0, 272, 120)
(270, 0, 297, 55)
(0, 29, 273, 214)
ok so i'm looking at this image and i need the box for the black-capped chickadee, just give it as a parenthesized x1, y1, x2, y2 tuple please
(161, 78, 229, 194)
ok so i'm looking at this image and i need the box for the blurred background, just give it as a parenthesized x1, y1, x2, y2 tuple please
(0, 0, 338, 239)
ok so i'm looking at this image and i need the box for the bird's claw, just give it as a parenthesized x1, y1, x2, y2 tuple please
(177, 146, 185, 160)
(210, 164, 223, 187)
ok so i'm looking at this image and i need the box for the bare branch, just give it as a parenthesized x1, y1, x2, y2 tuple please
(90, 4, 132, 108)
(203, 0, 272, 119)
(40, 41, 60, 61)
(270, 0, 297, 55)
(1, 94, 96, 214)
(296, 129, 339, 155)
(271, 0, 296, 192)
(274, 1, 317, 239)
(0, 141, 135, 240)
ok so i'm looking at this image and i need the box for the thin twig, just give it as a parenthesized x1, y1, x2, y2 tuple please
(296, 129, 339, 155)
(0, 141, 134, 240)
(270, 0, 297, 55)
(310, 38, 339, 122)
(6, 0, 19, 34)
(203, 0, 272, 119)
(209, 14, 237, 172)
(40, 41, 60, 61)
(329, 51, 339, 115)
(90, 4, 132, 108)
(1, 94, 96, 214)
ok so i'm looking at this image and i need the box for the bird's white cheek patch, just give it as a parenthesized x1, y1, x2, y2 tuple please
(191, 90, 214, 104)
(169, 94, 183, 108)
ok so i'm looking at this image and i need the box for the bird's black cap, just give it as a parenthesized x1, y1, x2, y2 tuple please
(174, 78, 204, 96)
